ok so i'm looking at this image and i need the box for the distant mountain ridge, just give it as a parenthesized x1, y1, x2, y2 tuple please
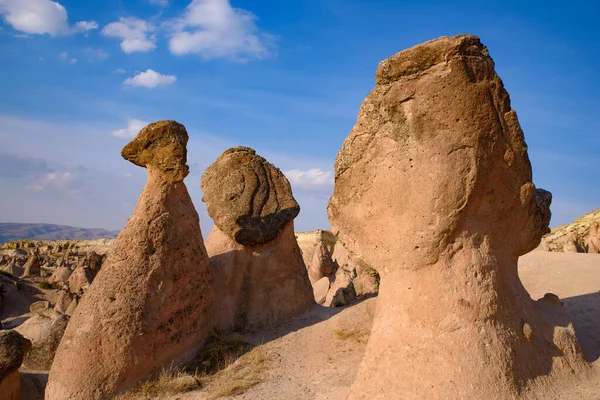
(0, 223, 120, 244)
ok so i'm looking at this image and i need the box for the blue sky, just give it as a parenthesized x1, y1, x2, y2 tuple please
(0, 0, 598, 234)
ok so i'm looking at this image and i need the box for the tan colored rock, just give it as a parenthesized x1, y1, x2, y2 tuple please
(563, 239, 579, 252)
(0, 330, 31, 400)
(539, 208, 600, 252)
(66, 264, 93, 294)
(307, 242, 336, 284)
(203, 147, 313, 330)
(29, 301, 50, 314)
(328, 35, 590, 399)
(0, 263, 24, 277)
(201, 146, 300, 246)
(206, 222, 314, 330)
(324, 268, 355, 307)
(46, 120, 215, 399)
(313, 276, 330, 305)
(22, 255, 41, 277)
(15, 308, 69, 370)
(48, 266, 72, 285)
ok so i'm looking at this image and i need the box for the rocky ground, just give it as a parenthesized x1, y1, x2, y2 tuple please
(539, 208, 600, 253)
(2, 248, 597, 399)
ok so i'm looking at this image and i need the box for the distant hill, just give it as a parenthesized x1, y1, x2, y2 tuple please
(0, 223, 120, 244)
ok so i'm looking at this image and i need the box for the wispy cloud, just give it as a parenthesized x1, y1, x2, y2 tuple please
(167, 0, 272, 61)
(109, 117, 148, 139)
(147, 0, 169, 6)
(102, 17, 156, 53)
(124, 69, 177, 88)
(83, 47, 109, 62)
(0, 153, 52, 178)
(285, 168, 334, 190)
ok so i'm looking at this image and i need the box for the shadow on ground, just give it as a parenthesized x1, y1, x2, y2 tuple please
(563, 291, 600, 362)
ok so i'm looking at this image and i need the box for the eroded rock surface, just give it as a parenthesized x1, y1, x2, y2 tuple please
(328, 34, 591, 399)
(203, 147, 314, 329)
(539, 208, 600, 253)
(0, 330, 31, 400)
(46, 120, 215, 399)
(202, 146, 300, 246)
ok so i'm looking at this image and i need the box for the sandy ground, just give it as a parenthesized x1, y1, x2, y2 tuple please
(14, 251, 600, 399)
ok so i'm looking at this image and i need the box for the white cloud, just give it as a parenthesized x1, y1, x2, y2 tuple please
(69, 58, 77, 64)
(102, 17, 156, 53)
(38, 56, 45, 62)
(124, 69, 177, 88)
(0, 0, 97, 36)
(59, 51, 68, 59)
(147, 0, 169, 6)
(113, 68, 127, 74)
(167, 0, 271, 60)
(74, 20, 98, 32)
(109, 117, 148, 139)
(84, 47, 109, 61)
(0, 0, 69, 35)
(123, 172, 133, 178)
(285, 168, 334, 189)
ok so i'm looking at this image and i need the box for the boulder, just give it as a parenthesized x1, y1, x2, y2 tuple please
(48, 266, 72, 285)
(201, 146, 300, 246)
(328, 35, 590, 399)
(203, 147, 314, 330)
(15, 308, 69, 370)
(46, 120, 215, 399)
(22, 255, 41, 277)
(0, 330, 31, 400)
(313, 276, 330, 305)
(324, 269, 355, 307)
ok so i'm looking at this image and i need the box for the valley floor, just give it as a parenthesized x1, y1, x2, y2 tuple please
(16, 251, 600, 400)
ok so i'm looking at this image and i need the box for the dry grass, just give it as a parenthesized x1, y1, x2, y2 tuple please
(119, 367, 202, 399)
(119, 332, 269, 399)
(189, 331, 253, 375)
(205, 344, 269, 399)
(333, 327, 367, 343)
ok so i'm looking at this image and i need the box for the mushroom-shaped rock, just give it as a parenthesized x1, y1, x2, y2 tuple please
(0, 330, 31, 400)
(203, 147, 314, 330)
(201, 146, 300, 246)
(328, 35, 590, 399)
(121, 120, 189, 182)
(46, 120, 215, 399)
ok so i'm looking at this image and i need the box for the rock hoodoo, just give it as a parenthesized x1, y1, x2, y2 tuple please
(328, 35, 591, 399)
(46, 121, 215, 399)
(202, 147, 314, 329)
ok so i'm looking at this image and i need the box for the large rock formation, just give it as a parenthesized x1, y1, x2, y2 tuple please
(538, 208, 600, 253)
(328, 35, 592, 399)
(0, 330, 31, 400)
(46, 121, 215, 399)
(202, 147, 314, 329)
